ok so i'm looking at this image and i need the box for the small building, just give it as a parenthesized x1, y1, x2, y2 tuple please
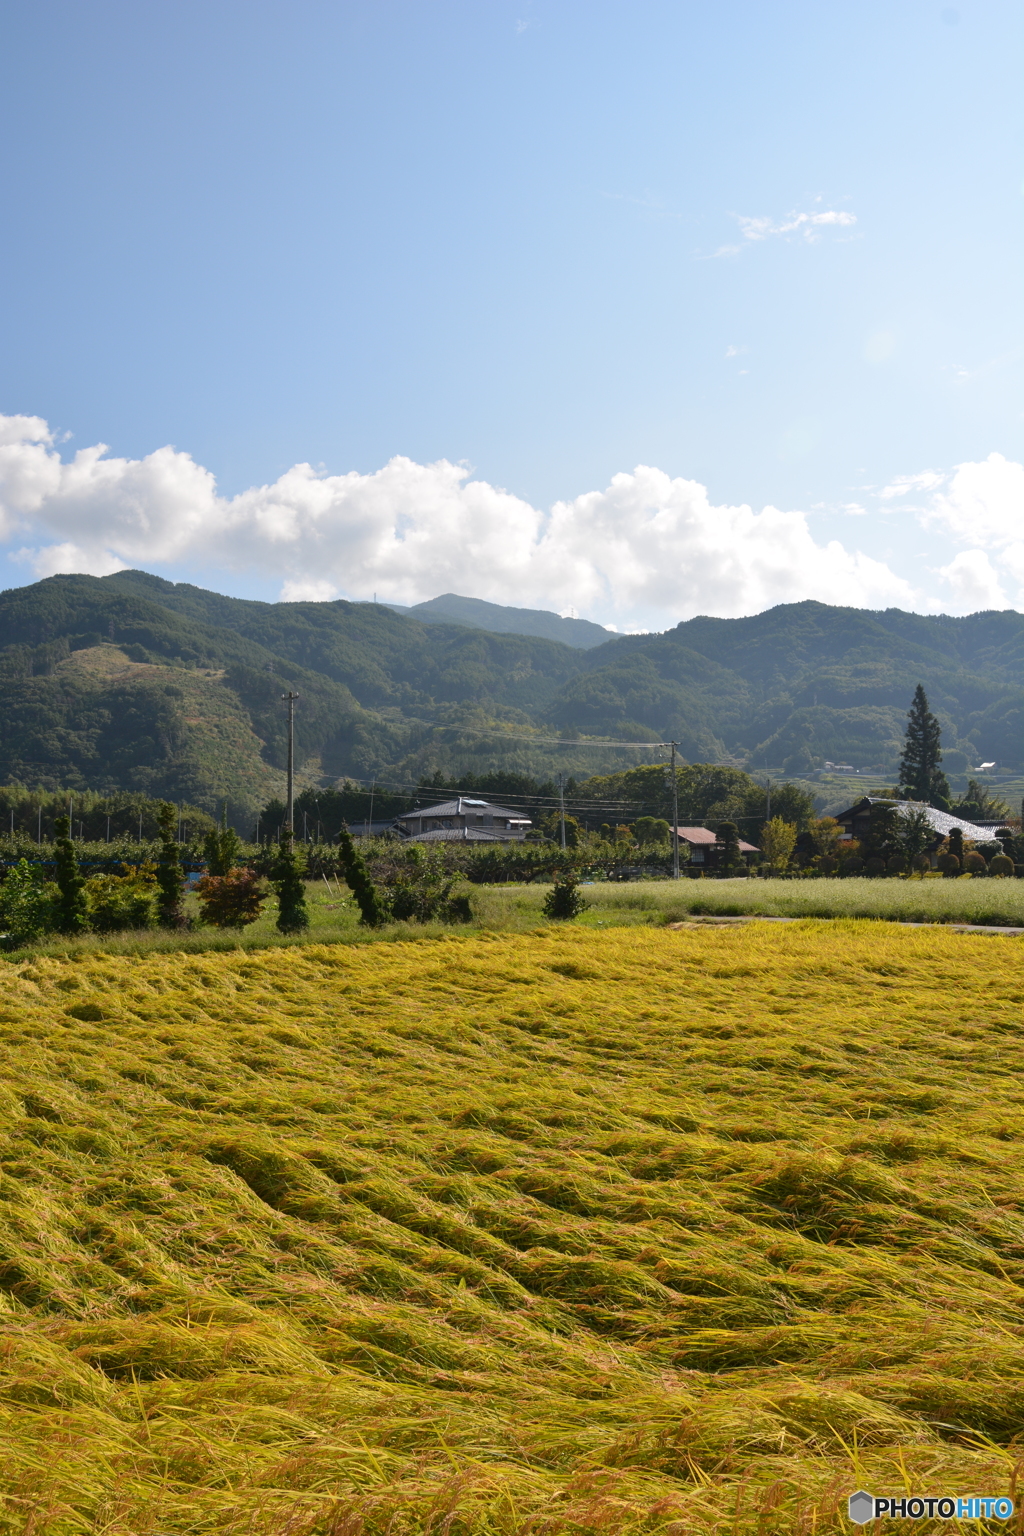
(393, 797, 532, 844)
(672, 826, 759, 869)
(347, 819, 402, 840)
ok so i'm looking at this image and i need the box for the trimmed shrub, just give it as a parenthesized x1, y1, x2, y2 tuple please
(989, 853, 1014, 877)
(543, 872, 589, 921)
(156, 802, 187, 928)
(53, 816, 89, 936)
(937, 852, 960, 877)
(963, 851, 988, 875)
(272, 834, 310, 934)
(336, 827, 388, 927)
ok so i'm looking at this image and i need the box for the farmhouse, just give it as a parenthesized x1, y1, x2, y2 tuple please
(835, 796, 1010, 857)
(672, 826, 759, 869)
(393, 797, 532, 844)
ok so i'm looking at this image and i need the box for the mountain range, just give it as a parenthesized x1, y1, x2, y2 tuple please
(0, 569, 1019, 814)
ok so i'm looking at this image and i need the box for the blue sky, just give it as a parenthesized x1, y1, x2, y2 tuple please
(0, 0, 1020, 627)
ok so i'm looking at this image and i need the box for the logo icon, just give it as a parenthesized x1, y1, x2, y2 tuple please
(848, 1491, 875, 1525)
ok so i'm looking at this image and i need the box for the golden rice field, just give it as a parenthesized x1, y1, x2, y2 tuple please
(2, 922, 1024, 1533)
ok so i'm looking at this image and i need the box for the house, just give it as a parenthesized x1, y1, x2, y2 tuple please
(672, 826, 759, 869)
(393, 797, 532, 844)
(834, 797, 1009, 859)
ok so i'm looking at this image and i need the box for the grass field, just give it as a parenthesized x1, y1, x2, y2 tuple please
(9, 874, 1024, 967)
(2, 921, 1024, 1532)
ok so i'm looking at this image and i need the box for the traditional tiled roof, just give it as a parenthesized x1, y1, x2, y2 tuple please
(673, 826, 759, 853)
(394, 798, 530, 822)
(844, 797, 1009, 840)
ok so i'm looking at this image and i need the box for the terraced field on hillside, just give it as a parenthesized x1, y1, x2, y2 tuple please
(2, 923, 1024, 1533)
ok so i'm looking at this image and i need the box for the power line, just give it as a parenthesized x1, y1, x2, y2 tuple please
(423, 724, 674, 749)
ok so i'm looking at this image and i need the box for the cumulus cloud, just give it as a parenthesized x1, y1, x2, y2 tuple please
(879, 452, 1024, 610)
(937, 550, 1009, 610)
(0, 414, 1018, 626)
(921, 453, 1024, 549)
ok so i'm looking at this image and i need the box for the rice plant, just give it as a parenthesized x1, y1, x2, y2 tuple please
(0, 922, 1023, 1531)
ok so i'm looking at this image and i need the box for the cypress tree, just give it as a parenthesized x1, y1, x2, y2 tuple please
(156, 802, 187, 928)
(898, 685, 951, 810)
(53, 815, 89, 936)
(336, 826, 388, 927)
(272, 832, 309, 933)
(716, 821, 742, 874)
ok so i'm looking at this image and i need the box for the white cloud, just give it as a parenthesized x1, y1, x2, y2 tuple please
(0, 413, 925, 628)
(279, 577, 341, 603)
(937, 550, 1008, 610)
(921, 452, 1024, 548)
(736, 209, 856, 243)
(878, 469, 945, 502)
(1, 414, 1019, 627)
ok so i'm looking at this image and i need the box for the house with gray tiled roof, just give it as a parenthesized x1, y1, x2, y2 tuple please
(393, 798, 532, 844)
(835, 797, 1009, 856)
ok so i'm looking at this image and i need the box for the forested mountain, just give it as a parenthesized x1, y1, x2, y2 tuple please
(558, 604, 1023, 776)
(0, 571, 1019, 815)
(383, 592, 612, 649)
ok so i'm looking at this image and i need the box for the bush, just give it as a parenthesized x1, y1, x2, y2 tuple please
(989, 853, 1014, 877)
(373, 844, 473, 924)
(86, 869, 157, 933)
(937, 852, 960, 877)
(542, 872, 589, 921)
(195, 869, 269, 928)
(0, 860, 54, 948)
(963, 851, 988, 875)
(864, 857, 886, 877)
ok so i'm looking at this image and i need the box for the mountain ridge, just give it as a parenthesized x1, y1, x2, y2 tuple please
(0, 572, 1018, 811)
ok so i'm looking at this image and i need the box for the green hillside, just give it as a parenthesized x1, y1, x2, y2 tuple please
(0, 574, 1019, 813)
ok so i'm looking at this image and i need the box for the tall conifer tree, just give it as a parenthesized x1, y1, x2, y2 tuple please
(898, 685, 950, 810)
(53, 816, 89, 935)
(156, 802, 186, 928)
(272, 832, 309, 933)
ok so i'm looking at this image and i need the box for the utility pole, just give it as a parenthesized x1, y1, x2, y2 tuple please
(282, 691, 299, 834)
(558, 773, 567, 849)
(670, 742, 680, 880)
